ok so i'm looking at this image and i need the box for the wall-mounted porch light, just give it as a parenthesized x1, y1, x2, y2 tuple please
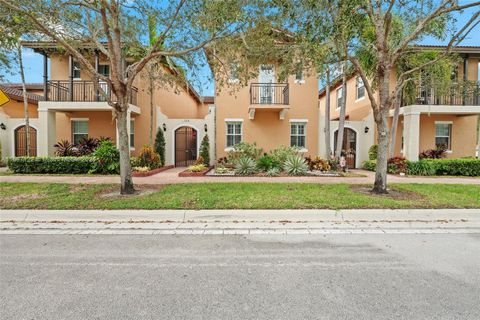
(0, 123, 6, 130)
(204, 124, 208, 132)
(364, 126, 369, 133)
(162, 123, 167, 132)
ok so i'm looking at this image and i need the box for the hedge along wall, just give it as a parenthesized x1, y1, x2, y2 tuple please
(362, 159, 480, 176)
(7, 157, 96, 174)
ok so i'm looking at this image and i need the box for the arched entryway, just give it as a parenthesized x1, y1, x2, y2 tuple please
(174, 126, 198, 167)
(14, 125, 37, 157)
(334, 127, 357, 168)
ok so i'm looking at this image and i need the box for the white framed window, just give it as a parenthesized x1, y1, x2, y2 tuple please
(435, 122, 452, 150)
(356, 76, 365, 100)
(73, 61, 81, 79)
(72, 120, 88, 145)
(290, 122, 306, 148)
(226, 122, 242, 147)
(336, 87, 344, 109)
(129, 119, 135, 149)
(98, 64, 110, 77)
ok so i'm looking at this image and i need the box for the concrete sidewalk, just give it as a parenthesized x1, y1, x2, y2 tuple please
(1, 167, 479, 185)
(2, 209, 479, 234)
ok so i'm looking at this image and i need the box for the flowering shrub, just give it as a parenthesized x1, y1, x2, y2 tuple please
(419, 146, 447, 159)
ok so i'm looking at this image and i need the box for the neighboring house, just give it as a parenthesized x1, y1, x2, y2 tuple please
(0, 41, 215, 167)
(318, 46, 480, 168)
(213, 63, 320, 158)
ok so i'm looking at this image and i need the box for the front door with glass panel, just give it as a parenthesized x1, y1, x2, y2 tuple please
(259, 65, 275, 104)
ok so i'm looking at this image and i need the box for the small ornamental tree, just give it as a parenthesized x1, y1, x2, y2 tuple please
(199, 135, 210, 165)
(154, 128, 166, 166)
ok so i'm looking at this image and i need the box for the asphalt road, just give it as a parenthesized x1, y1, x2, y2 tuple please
(1, 234, 479, 319)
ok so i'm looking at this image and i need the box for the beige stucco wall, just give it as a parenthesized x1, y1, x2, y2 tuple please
(215, 69, 319, 158)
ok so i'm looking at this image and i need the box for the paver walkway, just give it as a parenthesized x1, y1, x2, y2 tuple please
(0, 167, 479, 185)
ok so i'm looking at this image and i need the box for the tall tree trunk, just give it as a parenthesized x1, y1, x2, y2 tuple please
(389, 91, 402, 158)
(373, 73, 391, 194)
(335, 62, 347, 158)
(149, 72, 154, 146)
(116, 105, 135, 194)
(17, 44, 30, 157)
(324, 67, 331, 158)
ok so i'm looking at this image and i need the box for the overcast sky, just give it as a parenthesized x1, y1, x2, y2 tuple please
(4, 7, 479, 97)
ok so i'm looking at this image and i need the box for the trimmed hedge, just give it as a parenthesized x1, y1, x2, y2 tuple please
(7, 157, 96, 174)
(363, 158, 480, 176)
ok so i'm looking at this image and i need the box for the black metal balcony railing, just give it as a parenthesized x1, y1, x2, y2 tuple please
(405, 81, 480, 106)
(250, 83, 289, 105)
(46, 80, 138, 105)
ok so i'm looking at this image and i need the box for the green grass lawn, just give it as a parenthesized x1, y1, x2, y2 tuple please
(0, 182, 478, 209)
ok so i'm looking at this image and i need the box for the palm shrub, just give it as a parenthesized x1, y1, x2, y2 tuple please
(284, 154, 308, 176)
(154, 128, 166, 166)
(199, 135, 210, 165)
(235, 156, 257, 175)
(91, 140, 120, 174)
(257, 154, 279, 172)
(138, 145, 161, 169)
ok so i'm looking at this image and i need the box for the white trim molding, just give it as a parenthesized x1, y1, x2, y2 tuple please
(225, 118, 244, 122)
(289, 119, 308, 123)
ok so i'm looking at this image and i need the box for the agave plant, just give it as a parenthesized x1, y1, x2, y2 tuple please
(54, 140, 77, 157)
(284, 154, 308, 176)
(235, 156, 257, 176)
(266, 167, 280, 177)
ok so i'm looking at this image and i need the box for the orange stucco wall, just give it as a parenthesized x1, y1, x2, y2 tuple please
(215, 69, 319, 158)
(46, 53, 205, 154)
(0, 100, 38, 118)
(419, 114, 478, 158)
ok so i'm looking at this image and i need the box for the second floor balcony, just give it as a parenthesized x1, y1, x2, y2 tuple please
(248, 83, 290, 120)
(250, 83, 289, 105)
(404, 81, 480, 106)
(46, 80, 138, 105)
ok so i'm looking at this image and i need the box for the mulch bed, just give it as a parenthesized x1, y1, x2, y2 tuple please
(350, 185, 425, 201)
(178, 166, 213, 177)
(132, 165, 174, 177)
(96, 184, 165, 199)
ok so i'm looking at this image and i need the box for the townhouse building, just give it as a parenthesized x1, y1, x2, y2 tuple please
(0, 41, 215, 167)
(1, 42, 479, 170)
(318, 46, 480, 168)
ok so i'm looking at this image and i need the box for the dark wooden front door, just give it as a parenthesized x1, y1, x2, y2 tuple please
(175, 126, 197, 167)
(14, 125, 37, 157)
(334, 128, 357, 169)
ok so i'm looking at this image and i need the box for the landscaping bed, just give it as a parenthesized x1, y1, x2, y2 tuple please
(132, 165, 174, 177)
(1, 182, 478, 210)
(178, 166, 213, 177)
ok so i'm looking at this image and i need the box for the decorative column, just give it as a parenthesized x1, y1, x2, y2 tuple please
(38, 109, 56, 156)
(43, 53, 48, 100)
(403, 111, 420, 161)
(68, 55, 74, 101)
(95, 50, 100, 101)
